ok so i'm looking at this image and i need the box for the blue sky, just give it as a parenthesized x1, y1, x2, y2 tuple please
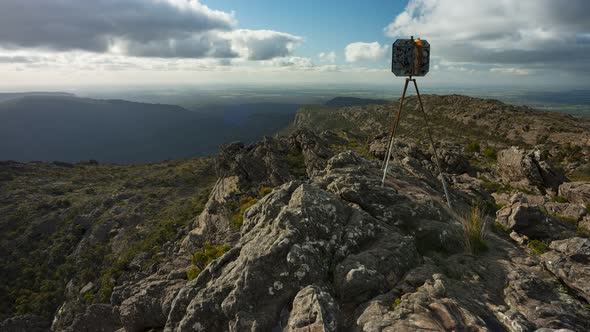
(0, 0, 588, 88)
(208, 0, 405, 64)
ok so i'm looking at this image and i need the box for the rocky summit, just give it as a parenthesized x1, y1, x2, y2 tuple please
(1, 95, 590, 332)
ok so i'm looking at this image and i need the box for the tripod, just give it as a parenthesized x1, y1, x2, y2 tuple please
(381, 77, 452, 210)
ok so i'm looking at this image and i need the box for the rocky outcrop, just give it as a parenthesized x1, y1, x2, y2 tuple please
(544, 201, 588, 222)
(496, 195, 575, 241)
(116, 278, 184, 332)
(285, 286, 339, 332)
(558, 181, 590, 205)
(497, 147, 567, 195)
(541, 237, 590, 303)
(64, 304, 121, 332)
(165, 179, 421, 331)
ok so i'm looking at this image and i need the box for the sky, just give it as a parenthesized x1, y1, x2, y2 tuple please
(0, 0, 589, 89)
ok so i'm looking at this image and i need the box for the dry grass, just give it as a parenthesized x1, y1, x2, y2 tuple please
(460, 203, 489, 254)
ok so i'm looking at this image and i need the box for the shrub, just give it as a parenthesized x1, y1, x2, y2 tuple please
(285, 150, 307, 177)
(259, 187, 273, 197)
(391, 298, 402, 311)
(482, 147, 497, 161)
(460, 203, 488, 254)
(186, 266, 200, 281)
(187, 242, 231, 280)
(231, 196, 258, 229)
(528, 239, 548, 255)
(465, 141, 481, 153)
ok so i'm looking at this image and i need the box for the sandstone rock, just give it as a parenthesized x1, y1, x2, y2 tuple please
(116, 278, 184, 332)
(503, 263, 590, 331)
(497, 147, 567, 195)
(541, 237, 590, 302)
(544, 201, 587, 222)
(285, 286, 339, 332)
(165, 182, 357, 331)
(558, 181, 590, 205)
(65, 304, 121, 332)
(496, 202, 575, 240)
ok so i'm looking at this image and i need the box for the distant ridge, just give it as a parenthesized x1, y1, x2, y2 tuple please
(0, 92, 75, 102)
(0, 96, 297, 163)
(325, 96, 390, 107)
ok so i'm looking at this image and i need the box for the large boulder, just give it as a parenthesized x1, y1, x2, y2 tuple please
(64, 304, 121, 332)
(285, 286, 340, 332)
(497, 147, 567, 195)
(558, 181, 590, 205)
(115, 277, 185, 332)
(496, 200, 575, 241)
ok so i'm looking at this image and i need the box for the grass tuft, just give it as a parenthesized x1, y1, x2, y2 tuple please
(460, 203, 488, 254)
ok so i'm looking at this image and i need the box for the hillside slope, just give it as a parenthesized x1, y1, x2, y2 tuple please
(1, 94, 590, 331)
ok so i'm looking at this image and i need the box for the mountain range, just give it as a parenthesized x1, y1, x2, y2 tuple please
(0, 95, 300, 163)
(1, 94, 589, 331)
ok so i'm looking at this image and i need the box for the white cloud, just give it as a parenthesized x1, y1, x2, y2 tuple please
(269, 56, 314, 68)
(225, 30, 302, 61)
(384, 0, 590, 73)
(490, 67, 531, 76)
(344, 42, 388, 62)
(0, 1, 303, 61)
(318, 51, 336, 63)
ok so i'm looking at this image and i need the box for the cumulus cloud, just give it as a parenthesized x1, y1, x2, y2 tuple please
(345, 42, 388, 62)
(384, 0, 590, 73)
(318, 51, 336, 63)
(227, 30, 302, 61)
(0, 0, 302, 61)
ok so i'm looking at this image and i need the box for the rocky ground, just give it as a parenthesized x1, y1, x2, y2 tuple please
(1, 95, 590, 331)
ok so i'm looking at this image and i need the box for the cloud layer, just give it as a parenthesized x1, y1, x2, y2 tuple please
(385, 0, 590, 74)
(0, 0, 301, 60)
(345, 42, 388, 62)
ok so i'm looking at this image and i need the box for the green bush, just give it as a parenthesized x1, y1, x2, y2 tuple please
(391, 298, 402, 311)
(460, 204, 488, 254)
(186, 267, 200, 281)
(285, 150, 307, 177)
(187, 242, 231, 280)
(482, 147, 497, 161)
(259, 187, 273, 197)
(465, 141, 481, 153)
(231, 196, 258, 228)
(528, 240, 548, 255)
(552, 196, 568, 203)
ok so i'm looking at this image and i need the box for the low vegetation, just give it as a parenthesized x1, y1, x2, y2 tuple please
(391, 298, 402, 311)
(259, 186, 273, 197)
(460, 203, 488, 254)
(187, 242, 231, 281)
(230, 196, 259, 229)
(285, 150, 307, 177)
(528, 240, 548, 255)
(0, 158, 215, 320)
(465, 141, 481, 153)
